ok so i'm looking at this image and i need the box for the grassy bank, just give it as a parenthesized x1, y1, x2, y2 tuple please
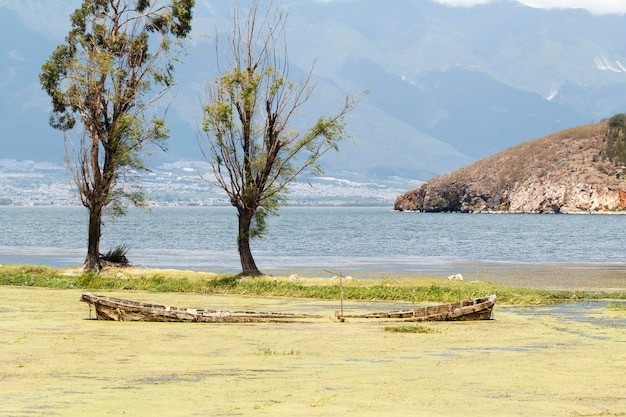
(1, 264, 625, 305)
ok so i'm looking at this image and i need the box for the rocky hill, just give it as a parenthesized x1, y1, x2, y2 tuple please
(394, 121, 626, 213)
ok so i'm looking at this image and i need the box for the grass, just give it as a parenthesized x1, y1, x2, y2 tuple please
(606, 302, 626, 311)
(258, 348, 302, 356)
(382, 325, 438, 333)
(1, 264, 626, 305)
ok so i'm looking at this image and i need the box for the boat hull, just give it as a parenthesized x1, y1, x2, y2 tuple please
(337, 295, 496, 322)
(80, 293, 319, 323)
(81, 293, 496, 323)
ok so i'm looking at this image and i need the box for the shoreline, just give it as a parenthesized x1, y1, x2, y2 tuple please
(3, 259, 626, 292)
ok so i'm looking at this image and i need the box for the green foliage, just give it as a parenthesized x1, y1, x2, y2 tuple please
(141, 275, 196, 292)
(432, 190, 462, 212)
(40, 0, 195, 270)
(75, 272, 101, 288)
(40, 0, 192, 163)
(605, 113, 626, 166)
(435, 198, 448, 210)
(608, 113, 626, 129)
(200, 2, 357, 275)
(0, 266, 77, 288)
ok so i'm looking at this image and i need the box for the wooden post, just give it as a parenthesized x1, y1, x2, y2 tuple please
(339, 274, 344, 319)
(325, 270, 345, 322)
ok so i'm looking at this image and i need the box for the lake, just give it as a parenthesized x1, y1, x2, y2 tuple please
(1, 206, 625, 279)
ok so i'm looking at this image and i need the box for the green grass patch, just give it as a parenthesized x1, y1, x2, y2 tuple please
(606, 302, 626, 311)
(382, 325, 438, 334)
(1, 264, 626, 305)
(258, 347, 301, 356)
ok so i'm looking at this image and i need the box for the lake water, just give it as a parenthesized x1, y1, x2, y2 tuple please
(1, 206, 625, 279)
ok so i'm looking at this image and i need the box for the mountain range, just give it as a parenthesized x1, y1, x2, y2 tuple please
(2, 0, 626, 187)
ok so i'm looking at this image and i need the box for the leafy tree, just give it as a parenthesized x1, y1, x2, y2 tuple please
(40, 0, 194, 271)
(200, 1, 357, 276)
(606, 113, 626, 166)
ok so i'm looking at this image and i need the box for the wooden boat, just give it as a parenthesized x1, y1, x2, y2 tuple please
(336, 295, 496, 322)
(80, 292, 320, 323)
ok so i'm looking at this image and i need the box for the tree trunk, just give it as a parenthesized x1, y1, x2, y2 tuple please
(237, 209, 262, 276)
(84, 204, 103, 272)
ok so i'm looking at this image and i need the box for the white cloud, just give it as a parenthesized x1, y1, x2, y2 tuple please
(8, 50, 25, 61)
(519, 0, 626, 15)
(433, 0, 626, 15)
(433, 0, 496, 6)
(0, 0, 75, 39)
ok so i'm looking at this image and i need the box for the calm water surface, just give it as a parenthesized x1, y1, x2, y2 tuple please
(0, 206, 625, 276)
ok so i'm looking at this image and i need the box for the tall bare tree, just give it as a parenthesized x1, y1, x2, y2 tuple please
(40, 0, 194, 271)
(200, 1, 357, 276)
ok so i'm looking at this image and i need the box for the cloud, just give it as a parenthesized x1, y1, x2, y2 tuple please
(0, 0, 75, 39)
(433, 0, 626, 15)
(518, 0, 626, 15)
(8, 50, 25, 61)
(433, 0, 496, 6)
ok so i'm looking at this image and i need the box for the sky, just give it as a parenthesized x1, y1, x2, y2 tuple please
(1, 0, 625, 42)
(434, 0, 626, 15)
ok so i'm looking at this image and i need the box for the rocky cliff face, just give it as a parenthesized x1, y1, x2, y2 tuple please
(395, 122, 626, 213)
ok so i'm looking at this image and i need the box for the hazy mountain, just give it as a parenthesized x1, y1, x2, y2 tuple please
(2, 0, 626, 183)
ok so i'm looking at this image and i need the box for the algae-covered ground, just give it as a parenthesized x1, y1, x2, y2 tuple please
(1, 286, 626, 416)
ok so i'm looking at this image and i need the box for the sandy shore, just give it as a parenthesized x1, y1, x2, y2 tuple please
(266, 262, 626, 291)
(1, 286, 625, 416)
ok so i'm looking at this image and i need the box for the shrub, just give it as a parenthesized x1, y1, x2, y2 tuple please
(100, 244, 131, 266)
(605, 113, 626, 165)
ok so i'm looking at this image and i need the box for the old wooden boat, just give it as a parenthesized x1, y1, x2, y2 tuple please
(336, 295, 496, 322)
(80, 292, 320, 323)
